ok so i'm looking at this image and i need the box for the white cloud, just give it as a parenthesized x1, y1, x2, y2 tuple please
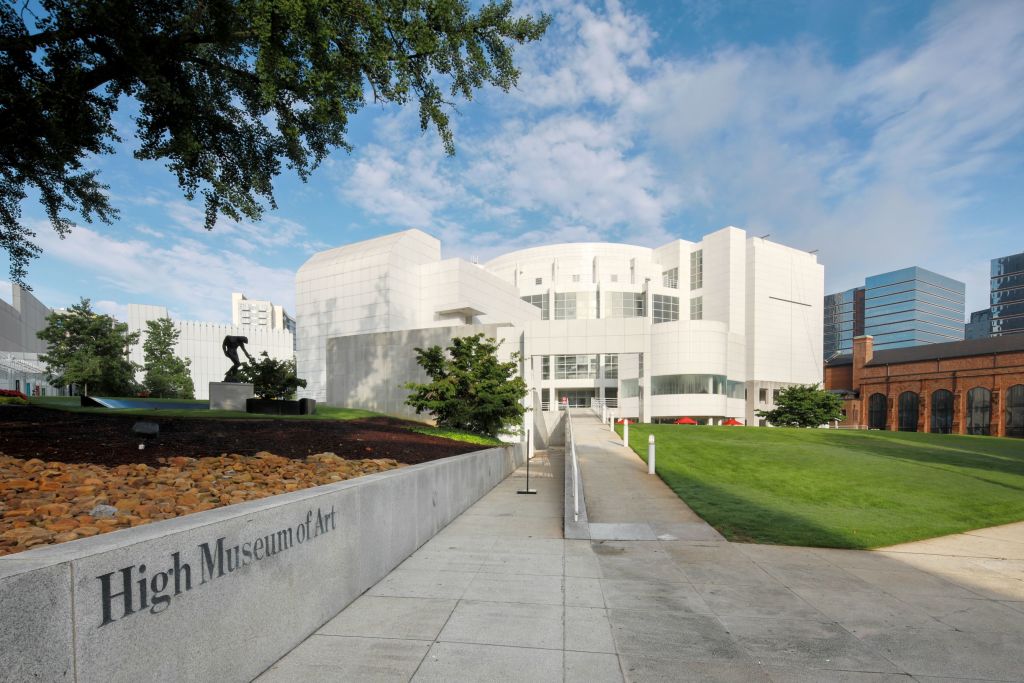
(93, 299, 130, 321)
(35, 224, 296, 324)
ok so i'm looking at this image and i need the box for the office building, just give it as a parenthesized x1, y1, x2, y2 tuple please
(824, 267, 965, 358)
(297, 227, 824, 425)
(231, 292, 297, 339)
(992, 251, 1024, 336)
(965, 309, 992, 340)
(0, 284, 62, 395)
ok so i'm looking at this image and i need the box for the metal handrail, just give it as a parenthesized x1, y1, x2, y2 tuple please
(565, 406, 580, 523)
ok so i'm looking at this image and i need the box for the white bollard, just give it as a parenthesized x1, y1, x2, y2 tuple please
(623, 419, 629, 448)
(648, 434, 655, 474)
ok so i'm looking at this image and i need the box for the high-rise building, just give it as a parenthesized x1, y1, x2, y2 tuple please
(863, 267, 965, 351)
(823, 286, 864, 360)
(231, 292, 297, 339)
(991, 251, 1024, 336)
(965, 308, 992, 339)
(823, 267, 965, 357)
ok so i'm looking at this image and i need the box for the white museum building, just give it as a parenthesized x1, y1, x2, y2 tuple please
(296, 227, 824, 425)
(128, 295, 295, 400)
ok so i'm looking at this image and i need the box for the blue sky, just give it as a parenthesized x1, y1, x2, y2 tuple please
(3, 0, 1022, 323)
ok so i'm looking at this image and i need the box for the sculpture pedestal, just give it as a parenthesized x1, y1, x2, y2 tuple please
(209, 382, 254, 411)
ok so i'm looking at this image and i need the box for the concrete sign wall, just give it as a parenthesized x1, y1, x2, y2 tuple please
(0, 444, 525, 682)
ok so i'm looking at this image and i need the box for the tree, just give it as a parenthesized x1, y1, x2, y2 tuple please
(404, 333, 527, 437)
(36, 298, 139, 396)
(141, 317, 195, 399)
(238, 351, 306, 399)
(0, 0, 550, 284)
(756, 384, 844, 428)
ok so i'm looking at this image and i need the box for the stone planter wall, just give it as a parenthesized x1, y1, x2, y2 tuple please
(0, 443, 525, 682)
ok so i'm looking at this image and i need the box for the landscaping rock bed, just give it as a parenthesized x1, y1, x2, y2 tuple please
(0, 452, 405, 556)
(0, 405, 489, 556)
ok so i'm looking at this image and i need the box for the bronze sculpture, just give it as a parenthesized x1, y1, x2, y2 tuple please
(222, 335, 254, 382)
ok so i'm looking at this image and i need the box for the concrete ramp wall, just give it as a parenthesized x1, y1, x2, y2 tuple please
(0, 444, 525, 682)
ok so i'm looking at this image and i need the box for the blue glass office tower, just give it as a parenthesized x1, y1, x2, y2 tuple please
(992, 251, 1024, 336)
(824, 267, 965, 358)
(863, 267, 965, 350)
(823, 286, 864, 360)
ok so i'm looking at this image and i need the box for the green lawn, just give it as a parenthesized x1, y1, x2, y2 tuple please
(617, 424, 1024, 549)
(28, 396, 379, 421)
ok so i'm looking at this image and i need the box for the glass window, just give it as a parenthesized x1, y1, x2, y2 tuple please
(727, 380, 746, 399)
(572, 274, 581, 283)
(759, 388, 768, 403)
(689, 250, 703, 290)
(650, 374, 731, 395)
(868, 393, 887, 429)
(662, 268, 679, 289)
(1006, 385, 1024, 439)
(555, 292, 577, 320)
(606, 291, 645, 318)
(620, 378, 639, 398)
(898, 391, 919, 432)
(558, 389, 596, 408)
(966, 387, 991, 436)
(931, 389, 953, 434)
(521, 294, 550, 320)
(535, 277, 543, 285)
(773, 389, 780, 403)
(610, 274, 618, 283)
(603, 354, 618, 379)
(652, 294, 680, 323)
(690, 296, 703, 321)
(554, 354, 599, 379)
(541, 356, 550, 380)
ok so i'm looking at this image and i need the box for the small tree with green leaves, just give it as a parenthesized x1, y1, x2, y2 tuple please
(238, 351, 306, 399)
(756, 384, 844, 428)
(141, 317, 195, 399)
(404, 334, 527, 437)
(36, 298, 139, 396)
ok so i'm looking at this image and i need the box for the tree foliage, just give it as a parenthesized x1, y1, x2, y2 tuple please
(756, 384, 844, 428)
(0, 0, 549, 284)
(238, 350, 306, 399)
(405, 334, 527, 437)
(36, 298, 139, 396)
(141, 317, 195, 399)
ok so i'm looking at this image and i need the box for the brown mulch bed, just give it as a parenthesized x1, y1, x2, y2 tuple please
(0, 405, 481, 466)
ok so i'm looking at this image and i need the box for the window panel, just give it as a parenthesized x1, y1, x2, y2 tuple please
(603, 354, 618, 379)
(521, 294, 550, 320)
(651, 294, 679, 323)
(689, 250, 703, 290)
(606, 291, 645, 318)
(553, 354, 599, 379)
(690, 296, 703, 321)
(662, 268, 679, 289)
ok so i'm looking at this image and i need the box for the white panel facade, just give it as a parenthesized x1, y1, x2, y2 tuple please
(127, 304, 294, 400)
(299, 227, 823, 424)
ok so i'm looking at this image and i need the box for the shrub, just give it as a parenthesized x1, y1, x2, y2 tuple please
(0, 396, 29, 405)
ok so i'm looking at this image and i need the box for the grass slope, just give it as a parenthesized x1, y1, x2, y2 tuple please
(620, 424, 1024, 549)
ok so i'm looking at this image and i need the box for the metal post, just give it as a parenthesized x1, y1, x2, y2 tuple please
(648, 434, 655, 474)
(623, 419, 629, 448)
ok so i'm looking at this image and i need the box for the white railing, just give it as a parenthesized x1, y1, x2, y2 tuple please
(564, 405, 580, 523)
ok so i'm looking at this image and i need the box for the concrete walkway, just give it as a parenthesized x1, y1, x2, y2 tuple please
(258, 413, 1024, 682)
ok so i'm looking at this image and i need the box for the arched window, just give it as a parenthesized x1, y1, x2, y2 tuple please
(868, 393, 887, 430)
(966, 387, 992, 436)
(898, 392, 919, 432)
(1006, 385, 1024, 439)
(930, 389, 953, 434)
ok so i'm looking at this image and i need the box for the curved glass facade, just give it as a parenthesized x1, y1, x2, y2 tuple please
(649, 374, 746, 398)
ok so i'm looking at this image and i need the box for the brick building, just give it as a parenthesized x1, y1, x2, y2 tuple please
(824, 334, 1024, 438)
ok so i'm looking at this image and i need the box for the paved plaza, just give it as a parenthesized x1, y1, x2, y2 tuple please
(259, 414, 1024, 682)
